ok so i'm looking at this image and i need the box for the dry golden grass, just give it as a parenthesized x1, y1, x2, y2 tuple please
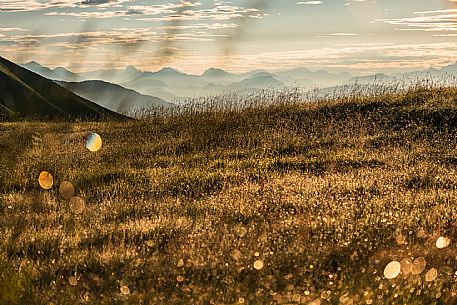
(1, 86, 457, 304)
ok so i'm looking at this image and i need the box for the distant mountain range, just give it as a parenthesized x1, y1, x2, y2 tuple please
(22, 61, 355, 102)
(0, 56, 123, 120)
(21, 60, 457, 107)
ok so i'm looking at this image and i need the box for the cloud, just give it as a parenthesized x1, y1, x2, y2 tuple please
(297, 1, 323, 5)
(160, 23, 238, 30)
(140, 4, 265, 22)
(0, 27, 29, 32)
(317, 33, 359, 37)
(0, 0, 131, 12)
(378, 9, 457, 32)
(0, 28, 157, 48)
(44, 2, 203, 19)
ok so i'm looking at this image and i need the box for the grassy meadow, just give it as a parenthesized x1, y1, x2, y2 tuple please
(1, 85, 457, 304)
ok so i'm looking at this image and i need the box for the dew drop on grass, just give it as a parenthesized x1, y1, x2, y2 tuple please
(425, 268, 438, 282)
(38, 171, 53, 190)
(85, 132, 102, 152)
(120, 285, 130, 295)
(400, 258, 412, 275)
(384, 261, 401, 279)
(59, 181, 75, 200)
(69, 196, 85, 214)
(254, 260, 264, 270)
(436, 236, 450, 249)
(411, 257, 426, 275)
(68, 276, 77, 286)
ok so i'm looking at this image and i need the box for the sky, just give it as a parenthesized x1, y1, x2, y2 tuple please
(1, 0, 457, 75)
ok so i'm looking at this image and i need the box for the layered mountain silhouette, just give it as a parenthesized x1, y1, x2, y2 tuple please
(56, 80, 172, 113)
(22, 61, 80, 82)
(0, 56, 124, 119)
(19, 59, 457, 105)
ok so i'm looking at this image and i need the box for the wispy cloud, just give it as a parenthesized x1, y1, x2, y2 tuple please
(0, 0, 132, 12)
(140, 4, 265, 22)
(378, 9, 457, 32)
(160, 22, 238, 30)
(297, 1, 323, 5)
(0, 27, 29, 32)
(0, 26, 230, 50)
(317, 33, 359, 38)
(44, 2, 203, 19)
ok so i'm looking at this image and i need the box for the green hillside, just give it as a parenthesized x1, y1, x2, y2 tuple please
(0, 56, 124, 120)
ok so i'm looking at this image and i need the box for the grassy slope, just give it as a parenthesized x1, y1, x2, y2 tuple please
(0, 56, 124, 120)
(0, 87, 457, 304)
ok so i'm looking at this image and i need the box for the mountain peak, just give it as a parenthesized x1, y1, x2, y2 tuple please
(24, 60, 46, 68)
(26, 60, 40, 65)
(125, 65, 141, 73)
(202, 68, 230, 77)
(53, 66, 71, 73)
(156, 67, 183, 75)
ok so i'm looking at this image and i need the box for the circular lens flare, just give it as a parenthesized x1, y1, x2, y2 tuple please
(436, 236, 450, 249)
(412, 257, 426, 275)
(120, 285, 130, 295)
(68, 276, 77, 286)
(384, 261, 401, 279)
(69, 196, 85, 214)
(253, 260, 264, 270)
(59, 181, 75, 200)
(85, 133, 102, 152)
(425, 268, 438, 282)
(400, 258, 413, 275)
(38, 171, 53, 189)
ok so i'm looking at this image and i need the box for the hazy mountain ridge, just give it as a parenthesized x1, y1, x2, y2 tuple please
(56, 80, 173, 113)
(21, 60, 457, 104)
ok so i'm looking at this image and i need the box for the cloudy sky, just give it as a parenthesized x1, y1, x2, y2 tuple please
(1, 0, 457, 75)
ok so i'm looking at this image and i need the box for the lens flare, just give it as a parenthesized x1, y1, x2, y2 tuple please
(69, 196, 85, 214)
(85, 132, 102, 152)
(253, 260, 264, 270)
(425, 268, 438, 282)
(400, 258, 412, 275)
(436, 236, 450, 249)
(384, 261, 401, 279)
(38, 171, 53, 189)
(68, 276, 77, 286)
(411, 257, 426, 275)
(120, 285, 130, 295)
(59, 181, 75, 200)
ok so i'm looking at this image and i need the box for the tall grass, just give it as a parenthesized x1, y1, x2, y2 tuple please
(1, 81, 457, 304)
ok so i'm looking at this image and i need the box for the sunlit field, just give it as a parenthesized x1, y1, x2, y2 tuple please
(1, 85, 457, 304)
